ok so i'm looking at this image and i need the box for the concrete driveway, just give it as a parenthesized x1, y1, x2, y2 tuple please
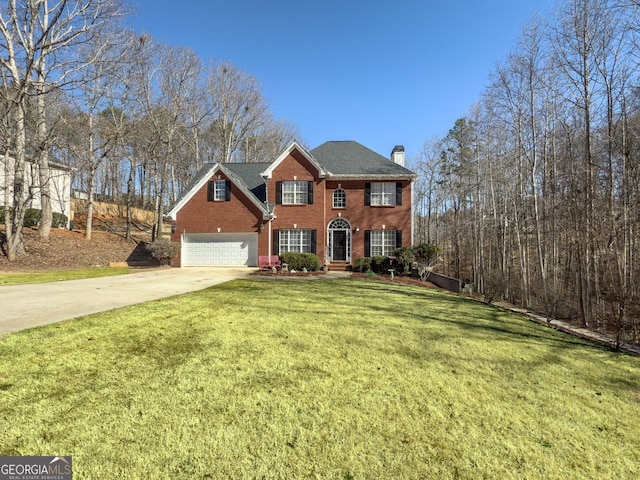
(0, 267, 252, 335)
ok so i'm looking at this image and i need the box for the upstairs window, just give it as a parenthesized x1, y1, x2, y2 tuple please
(371, 182, 395, 206)
(333, 188, 346, 208)
(207, 179, 231, 202)
(276, 181, 314, 205)
(214, 180, 226, 201)
(365, 182, 403, 206)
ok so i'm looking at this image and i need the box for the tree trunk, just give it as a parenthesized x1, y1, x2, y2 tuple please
(85, 114, 96, 241)
(7, 101, 28, 261)
(36, 75, 52, 240)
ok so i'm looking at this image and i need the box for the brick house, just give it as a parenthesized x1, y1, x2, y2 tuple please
(167, 140, 417, 268)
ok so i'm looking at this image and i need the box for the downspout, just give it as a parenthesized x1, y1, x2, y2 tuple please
(181, 230, 186, 268)
(411, 178, 415, 246)
(268, 217, 272, 258)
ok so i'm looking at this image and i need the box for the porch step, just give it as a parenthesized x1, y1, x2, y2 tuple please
(329, 262, 351, 272)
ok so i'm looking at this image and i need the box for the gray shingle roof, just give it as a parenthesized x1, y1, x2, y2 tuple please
(225, 162, 271, 202)
(170, 141, 416, 216)
(310, 141, 416, 178)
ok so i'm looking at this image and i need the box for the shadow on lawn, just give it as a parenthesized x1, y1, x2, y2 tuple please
(233, 278, 631, 375)
(327, 279, 613, 356)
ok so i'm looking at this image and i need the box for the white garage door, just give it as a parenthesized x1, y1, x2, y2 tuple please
(182, 233, 258, 267)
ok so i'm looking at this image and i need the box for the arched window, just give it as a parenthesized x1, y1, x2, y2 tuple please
(333, 188, 346, 208)
(328, 218, 350, 230)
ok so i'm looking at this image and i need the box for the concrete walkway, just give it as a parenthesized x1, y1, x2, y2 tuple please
(0, 267, 252, 335)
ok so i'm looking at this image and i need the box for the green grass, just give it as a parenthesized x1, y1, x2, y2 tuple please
(0, 267, 130, 285)
(1, 278, 639, 479)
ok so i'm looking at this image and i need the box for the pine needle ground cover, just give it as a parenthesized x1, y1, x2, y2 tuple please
(1, 279, 638, 479)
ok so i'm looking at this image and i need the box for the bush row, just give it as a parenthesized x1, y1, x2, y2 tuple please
(353, 256, 393, 274)
(353, 243, 440, 275)
(0, 208, 68, 228)
(280, 252, 322, 271)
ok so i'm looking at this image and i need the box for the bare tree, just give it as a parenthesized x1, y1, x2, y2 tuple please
(0, 0, 124, 259)
(414, 0, 640, 344)
(127, 36, 202, 239)
(205, 61, 270, 163)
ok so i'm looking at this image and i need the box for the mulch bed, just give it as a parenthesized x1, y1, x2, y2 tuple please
(350, 272, 438, 289)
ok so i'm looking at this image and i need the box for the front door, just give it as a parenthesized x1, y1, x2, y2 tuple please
(332, 230, 347, 261)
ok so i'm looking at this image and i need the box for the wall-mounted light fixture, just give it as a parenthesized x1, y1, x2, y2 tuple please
(355, 225, 360, 232)
(217, 227, 221, 233)
(382, 224, 386, 230)
(171, 224, 177, 234)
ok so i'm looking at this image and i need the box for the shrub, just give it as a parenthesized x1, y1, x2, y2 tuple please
(414, 243, 440, 267)
(145, 240, 181, 265)
(280, 252, 322, 271)
(52, 212, 68, 228)
(394, 246, 415, 275)
(370, 256, 393, 274)
(0, 208, 67, 228)
(24, 208, 42, 227)
(353, 256, 392, 274)
(353, 257, 371, 273)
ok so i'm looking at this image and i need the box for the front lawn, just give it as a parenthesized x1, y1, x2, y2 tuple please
(0, 267, 130, 285)
(1, 279, 638, 478)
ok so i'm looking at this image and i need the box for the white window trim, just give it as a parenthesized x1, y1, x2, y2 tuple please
(280, 229, 312, 253)
(214, 180, 226, 201)
(371, 182, 396, 206)
(282, 181, 308, 205)
(370, 230, 396, 257)
(333, 188, 346, 209)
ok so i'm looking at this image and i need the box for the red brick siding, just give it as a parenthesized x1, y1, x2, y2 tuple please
(269, 152, 326, 257)
(170, 148, 414, 266)
(325, 180, 412, 259)
(170, 171, 265, 266)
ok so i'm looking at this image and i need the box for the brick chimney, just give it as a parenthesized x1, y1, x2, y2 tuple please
(391, 145, 405, 167)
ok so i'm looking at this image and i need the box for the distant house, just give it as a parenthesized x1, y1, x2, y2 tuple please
(167, 140, 418, 268)
(0, 155, 74, 224)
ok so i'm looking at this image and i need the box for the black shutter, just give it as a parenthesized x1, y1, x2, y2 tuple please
(396, 182, 403, 206)
(310, 229, 317, 254)
(207, 181, 215, 202)
(273, 230, 280, 256)
(364, 182, 371, 206)
(364, 230, 371, 257)
(225, 180, 232, 201)
(307, 181, 314, 204)
(396, 230, 403, 248)
(276, 181, 282, 205)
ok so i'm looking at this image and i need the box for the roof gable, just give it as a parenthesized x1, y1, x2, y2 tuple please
(311, 141, 417, 179)
(167, 163, 269, 220)
(260, 141, 325, 179)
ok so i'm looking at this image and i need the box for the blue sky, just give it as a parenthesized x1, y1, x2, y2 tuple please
(129, 0, 551, 160)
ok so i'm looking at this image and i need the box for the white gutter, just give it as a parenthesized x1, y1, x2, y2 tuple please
(268, 218, 272, 258)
